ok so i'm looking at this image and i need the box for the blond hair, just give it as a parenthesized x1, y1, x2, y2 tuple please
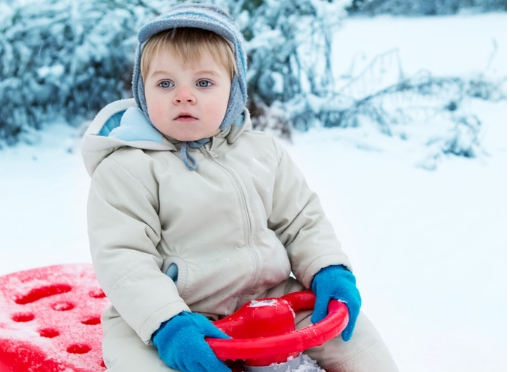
(140, 27, 237, 80)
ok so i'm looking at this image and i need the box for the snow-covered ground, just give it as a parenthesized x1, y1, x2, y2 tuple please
(0, 12, 506, 372)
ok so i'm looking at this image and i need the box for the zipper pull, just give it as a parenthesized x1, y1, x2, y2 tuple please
(202, 146, 218, 158)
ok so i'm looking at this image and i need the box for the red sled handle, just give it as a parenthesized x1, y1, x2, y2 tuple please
(207, 290, 349, 367)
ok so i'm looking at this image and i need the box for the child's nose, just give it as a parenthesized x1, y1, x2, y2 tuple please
(173, 86, 196, 104)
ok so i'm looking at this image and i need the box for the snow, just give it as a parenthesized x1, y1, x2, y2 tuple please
(250, 354, 324, 372)
(332, 12, 507, 79)
(292, 355, 324, 372)
(0, 12, 506, 372)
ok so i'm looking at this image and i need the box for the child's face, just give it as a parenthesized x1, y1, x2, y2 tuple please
(144, 47, 232, 142)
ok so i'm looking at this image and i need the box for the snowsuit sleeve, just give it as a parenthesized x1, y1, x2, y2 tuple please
(87, 149, 190, 344)
(267, 138, 352, 288)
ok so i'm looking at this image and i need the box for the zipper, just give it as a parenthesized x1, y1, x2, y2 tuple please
(199, 146, 261, 297)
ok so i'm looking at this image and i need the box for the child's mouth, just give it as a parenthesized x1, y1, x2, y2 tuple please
(175, 113, 197, 122)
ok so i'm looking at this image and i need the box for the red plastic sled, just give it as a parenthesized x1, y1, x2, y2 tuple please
(0, 264, 109, 372)
(0, 264, 348, 371)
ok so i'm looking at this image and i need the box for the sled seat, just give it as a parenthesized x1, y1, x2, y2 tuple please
(0, 264, 109, 372)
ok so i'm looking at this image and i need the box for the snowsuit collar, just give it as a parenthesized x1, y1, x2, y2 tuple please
(80, 98, 251, 176)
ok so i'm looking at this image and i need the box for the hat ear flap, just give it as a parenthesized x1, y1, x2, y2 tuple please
(220, 75, 245, 130)
(132, 46, 148, 117)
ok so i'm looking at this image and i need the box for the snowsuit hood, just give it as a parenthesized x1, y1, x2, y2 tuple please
(81, 98, 251, 177)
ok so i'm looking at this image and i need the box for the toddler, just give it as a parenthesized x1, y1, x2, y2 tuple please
(81, 4, 398, 372)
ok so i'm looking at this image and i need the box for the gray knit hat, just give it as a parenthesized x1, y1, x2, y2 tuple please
(132, 4, 248, 132)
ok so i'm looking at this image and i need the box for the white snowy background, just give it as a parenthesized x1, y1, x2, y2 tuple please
(0, 12, 506, 372)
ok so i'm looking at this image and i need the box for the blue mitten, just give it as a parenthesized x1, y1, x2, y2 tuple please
(310, 265, 361, 342)
(152, 311, 231, 371)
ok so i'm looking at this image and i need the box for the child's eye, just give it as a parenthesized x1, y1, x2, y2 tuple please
(158, 81, 174, 88)
(197, 80, 212, 88)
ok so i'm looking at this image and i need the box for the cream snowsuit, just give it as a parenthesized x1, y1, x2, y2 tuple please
(82, 99, 398, 371)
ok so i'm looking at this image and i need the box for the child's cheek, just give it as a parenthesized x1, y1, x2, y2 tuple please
(147, 98, 166, 126)
(208, 98, 229, 123)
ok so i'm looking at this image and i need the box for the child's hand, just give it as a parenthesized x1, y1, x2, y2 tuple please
(310, 265, 361, 342)
(152, 311, 231, 371)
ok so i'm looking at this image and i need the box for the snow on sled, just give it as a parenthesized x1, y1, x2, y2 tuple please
(0, 264, 348, 372)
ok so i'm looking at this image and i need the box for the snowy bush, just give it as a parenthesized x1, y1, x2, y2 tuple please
(215, 0, 352, 136)
(348, 0, 507, 16)
(332, 47, 506, 169)
(0, 0, 163, 145)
